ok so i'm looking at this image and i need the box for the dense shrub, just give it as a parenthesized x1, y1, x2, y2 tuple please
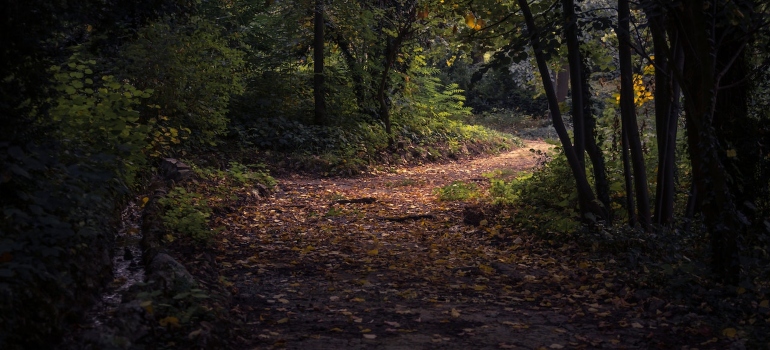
(119, 16, 245, 149)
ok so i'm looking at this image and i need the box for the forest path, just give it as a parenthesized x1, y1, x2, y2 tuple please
(202, 140, 710, 349)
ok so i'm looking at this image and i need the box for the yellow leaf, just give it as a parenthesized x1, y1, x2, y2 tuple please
(473, 284, 487, 291)
(451, 308, 460, 318)
(330, 327, 344, 332)
(464, 13, 476, 28)
(474, 19, 486, 30)
(760, 300, 769, 308)
(722, 327, 737, 338)
(446, 55, 456, 67)
(737, 286, 746, 294)
(159, 316, 180, 328)
(367, 249, 379, 256)
(727, 149, 737, 158)
(141, 197, 149, 207)
(351, 297, 365, 302)
(361, 328, 371, 333)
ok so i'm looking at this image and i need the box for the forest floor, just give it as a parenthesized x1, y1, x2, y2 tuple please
(165, 139, 759, 349)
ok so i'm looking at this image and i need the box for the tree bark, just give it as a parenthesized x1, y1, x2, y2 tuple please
(617, 0, 651, 230)
(672, 0, 744, 283)
(313, 0, 326, 125)
(582, 56, 611, 221)
(644, 4, 683, 226)
(562, 0, 585, 166)
(621, 120, 636, 226)
(555, 63, 569, 103)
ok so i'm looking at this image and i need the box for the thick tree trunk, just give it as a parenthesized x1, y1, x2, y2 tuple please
(674, 0, 743, 283)
(618, 0, 651, 230)
(517, 0, 605, 221)
(313, 0, 326, 125)
(555, 64, 569, 103)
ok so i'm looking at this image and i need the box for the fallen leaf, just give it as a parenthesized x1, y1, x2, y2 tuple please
(451, 308, 461, 318)
(722, 327, 737, 338)
(188, 329, 202, 339)
(363, 334, 377, 339)
(277, 317, 289, 324)
(159, 316, 180, 328)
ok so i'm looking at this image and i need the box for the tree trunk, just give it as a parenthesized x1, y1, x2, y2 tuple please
(313, 0, 326, 125)
(645, 4, 683, 226)
(517, 0, 605, 222)
(555, 63, 569, 103)
(562, 0, 585, 166)
(673, 0, 743, 283)
(618, 0, 651, 230)
(377, 37, 396, 141)
(621, 120, 636, 226)
(582, 63, 611, 221)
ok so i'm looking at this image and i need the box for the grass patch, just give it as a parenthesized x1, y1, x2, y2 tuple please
(434, 181, 480, 201)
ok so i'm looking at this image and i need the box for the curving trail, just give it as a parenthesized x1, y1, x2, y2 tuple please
(198, 140, 717, 349)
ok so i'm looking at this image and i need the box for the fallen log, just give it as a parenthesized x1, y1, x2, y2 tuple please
(380, 214, 435, 222)
(332, 197, 377, 205)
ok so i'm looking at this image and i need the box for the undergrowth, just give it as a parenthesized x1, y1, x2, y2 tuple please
(158, 160, 275, 244)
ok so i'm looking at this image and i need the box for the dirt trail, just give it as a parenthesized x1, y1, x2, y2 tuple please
(203, 140, 724, 349)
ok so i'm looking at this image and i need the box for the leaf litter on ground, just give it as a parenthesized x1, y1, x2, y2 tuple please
(162, 140, 765, 349)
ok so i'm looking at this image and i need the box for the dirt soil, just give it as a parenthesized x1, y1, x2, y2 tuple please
(175, 140, 749, 349)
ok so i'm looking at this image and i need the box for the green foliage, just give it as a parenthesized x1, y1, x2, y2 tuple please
(190, 160, 276, 190)
(395, 51, 471, 128)
(226, 162, 276, 188)
(48, 53, 152, 186)
(120, 16, 245, 149)
(435, 181, 480, 201)
(158, 187, 217, 243)
(488, 148, 582, 234)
